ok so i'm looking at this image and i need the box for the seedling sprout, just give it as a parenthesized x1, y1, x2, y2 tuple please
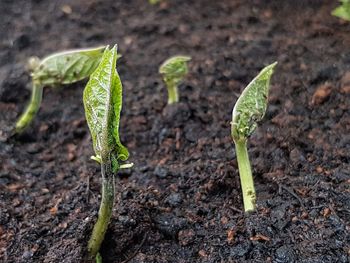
(149, 0, 161, 4)
(231, 62, 277, 212)
(159, 55, 191, 104)
(83, 45, 131, 261)
(332, 0, 350, 21)
(15, 46, 105, 134)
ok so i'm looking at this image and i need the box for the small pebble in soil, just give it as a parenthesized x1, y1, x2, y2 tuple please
(270, 207, 288, 230)
(230, 241, 251, 257)
(138, 165, 150, 172)
(165, 193, 182, 207)
(154, 165, 168, 178)
(184, 122, 203, 142)
(26, 143, 43, 154)
(275, 245, 296, 263)
(153, 213, 187, 238)
(308, 209, 319, 218)
(22, 250, 33, 259)
(121, 190, 134, 200)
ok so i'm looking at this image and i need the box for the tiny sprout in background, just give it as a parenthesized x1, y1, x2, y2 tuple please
(15, 46, 105, 134)
(332, 0, 350, 21)
(159, 55, 191, 104)
(231, 62, 277, 213)
(83, 45, 132, 261)
(149, 0, 161, 4)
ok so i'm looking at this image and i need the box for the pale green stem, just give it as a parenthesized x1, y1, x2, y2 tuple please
(234, 139, 256, 212)
(166, 81, 179, 104)
(88, 162, 115, 260)
(15, 81, 43, 134)
(95, 253, 102, 263)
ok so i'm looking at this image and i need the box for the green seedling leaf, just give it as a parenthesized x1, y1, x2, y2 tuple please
(159, 55, 191, 104)
(332, 0, 350, 21)
(231, 62, 277, 142)
(83, 45, 129, 172)
(15, 46, 106, 134)
(32, 46, 106, 86)
(149, 0, 161, 4)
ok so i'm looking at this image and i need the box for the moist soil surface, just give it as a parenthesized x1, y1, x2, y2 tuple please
(0, 1, 349, 262)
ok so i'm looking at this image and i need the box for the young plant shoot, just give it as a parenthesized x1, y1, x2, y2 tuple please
(332, 0, 350, 21)
(231, 62, 277, 213)
(83, 45, 130, 260)
(15, 46, 106, 134)
(149, 0, 161, 4)
(159, 55, 191, 104)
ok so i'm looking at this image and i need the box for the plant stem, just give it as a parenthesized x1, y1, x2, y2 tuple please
(167, 82, 179, 104)
(234, 139, 256, 212)
(88, 161, 115, 260)
(15, 81, 43, 134)
(95, 253, 102, 263)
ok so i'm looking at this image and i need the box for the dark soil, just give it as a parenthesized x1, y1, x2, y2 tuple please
(1, 0, 349, 262)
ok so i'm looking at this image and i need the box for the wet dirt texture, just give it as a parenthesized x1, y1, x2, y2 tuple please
(0, 0, 349, 262)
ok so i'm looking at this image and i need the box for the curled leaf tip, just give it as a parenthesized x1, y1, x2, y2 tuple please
(159, 55, 191, 75)
(260, 61, 277, 77)
(231, 62, 277, 142)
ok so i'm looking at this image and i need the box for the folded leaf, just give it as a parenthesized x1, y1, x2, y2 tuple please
(32, 46, 106, 87)
(332, 0, 350, 21)
(159, 55, 191, 87)
(83, 45, 128, 171)
(231, 62, 277, 142)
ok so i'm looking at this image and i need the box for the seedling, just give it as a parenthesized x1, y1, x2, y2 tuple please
(149, 0, 161, 4)
(83, 45, 131, 261)
(231, 62, 277, 212)
(159, 55, 191, 104)
(332, 0, 350, 21)
(15, 46, 106, 134)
